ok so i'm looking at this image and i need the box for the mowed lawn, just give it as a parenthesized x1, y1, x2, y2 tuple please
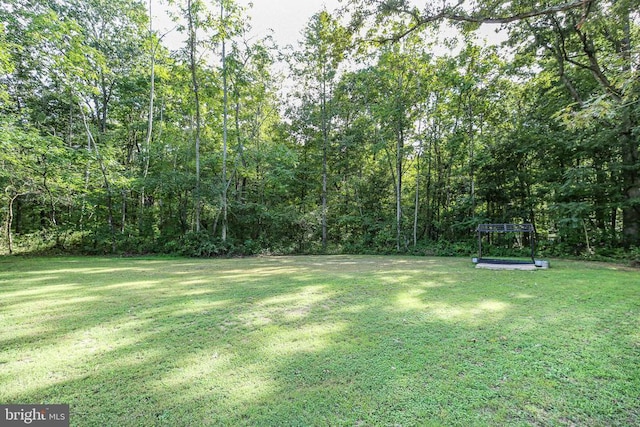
(0, 256, 638, 426)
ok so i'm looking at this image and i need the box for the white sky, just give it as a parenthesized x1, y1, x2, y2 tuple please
(151, 0, 344, 49)
(237, 0, 343, 47)
(150, 0, 506, 59)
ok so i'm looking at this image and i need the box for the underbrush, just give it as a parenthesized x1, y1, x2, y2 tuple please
(2, 231, 639, 267)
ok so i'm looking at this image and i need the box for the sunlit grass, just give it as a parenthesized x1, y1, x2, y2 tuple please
(0, 255, 638, 426)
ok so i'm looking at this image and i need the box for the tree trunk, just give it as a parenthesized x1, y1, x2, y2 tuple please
(187, 0, 202, 233)
(621, 115, 640, 247)
(554, 2, 639, 246)
(321, 77, 328, 252)
(144, 0, 155, 182)
(141, 0, 155, 232)
(6, 193, 24, 255)
(413, 150, 420, 247)
(396, 125, 404, 252)
(619, 5, 639, 246)
(221, 1, 229, 242)
(80, 104, 116, 252)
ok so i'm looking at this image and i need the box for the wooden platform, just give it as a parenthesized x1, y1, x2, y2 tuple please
(473, 259, 549, 270)
(475, 262, 538, 270)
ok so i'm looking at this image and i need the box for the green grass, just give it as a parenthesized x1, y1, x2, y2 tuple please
(0, 255, 638, 426)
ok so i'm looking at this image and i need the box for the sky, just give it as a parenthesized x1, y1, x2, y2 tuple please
(150, 0, 506, 55)
(151, 0, 344, 50)
(236, 0, 343, 47)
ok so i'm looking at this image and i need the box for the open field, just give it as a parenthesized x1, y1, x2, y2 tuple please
(0, 255, 639, 426)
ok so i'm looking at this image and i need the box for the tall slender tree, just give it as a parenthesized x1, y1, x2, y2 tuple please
(186, 0, 202, 232)
(291, 10, 349, 251)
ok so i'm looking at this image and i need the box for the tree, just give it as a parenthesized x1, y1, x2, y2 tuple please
(186, 0, 203, 232)
(345, 0, 595, 42)
(343, 0, 638, 250)
(291, 10, 350, 251)
(0, 20, 12, 108)
(215, 0, 245, 242)
(0, 120, 72, 253)
(372, 41, 422, 251)
(1, 0, 636, 257)
(141, 0, 174, 223)
(503, 0, 639, 246)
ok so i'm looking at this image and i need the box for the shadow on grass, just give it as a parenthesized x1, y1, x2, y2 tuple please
(0, 256, 638, 426)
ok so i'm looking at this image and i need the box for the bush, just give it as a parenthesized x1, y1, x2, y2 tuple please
(173, 232, 236, 257)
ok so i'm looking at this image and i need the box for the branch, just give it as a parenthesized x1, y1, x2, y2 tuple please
(444, 0, 594, 25)
(372, 0, 594, 42)
(574, 26, 622, 101)
(543, 19, 584, 105)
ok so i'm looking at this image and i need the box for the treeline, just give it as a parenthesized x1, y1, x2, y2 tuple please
(0, 0, 638, 259)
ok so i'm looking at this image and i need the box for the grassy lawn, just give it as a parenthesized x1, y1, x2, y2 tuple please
(0, 255, 638, 426)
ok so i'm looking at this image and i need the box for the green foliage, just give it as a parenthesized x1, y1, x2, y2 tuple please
(1, 0, 638, 259)
(172, 232, 235, 257)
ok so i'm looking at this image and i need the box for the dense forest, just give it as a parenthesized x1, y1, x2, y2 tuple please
(0, 0, 638, 259)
